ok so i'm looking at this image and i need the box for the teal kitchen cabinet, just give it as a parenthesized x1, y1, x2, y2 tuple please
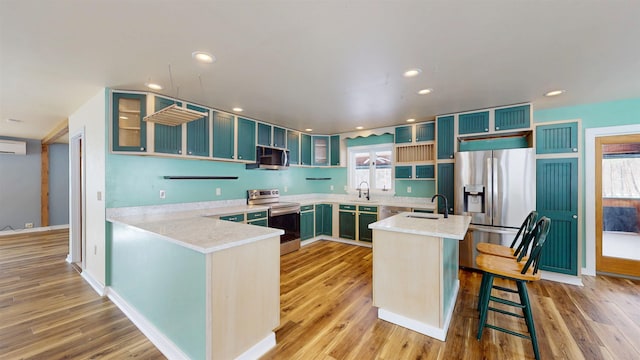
(458, 111, 489, 135)
(358, 206, 378, 242)
(154, 97, 183, 154)
(212, 111, 235, 159)
(315, 204, 333, 236)
(220, 213, 245, 222)
(273, 126, 286, 148)
(395, 165, 413, 179)
(112, 92, 147, 152)
(300, 205, 315, 240)
(415, 165, 435, 179)
(437, 116, 455, 159)
(437, 163, 455, 215)
(186, 104, 209, 156)
(301, 134, 312, 165)
(536, 158, 579, 275)
(395, 126, 413, 144)
(495, 104, 531, 132)
(312, 136, 329, 166)
(257, 123, 271, 147)
(339, 204, 356, 240)
(536, 121, 579, 154)
(287, 130, 300, 165)
(237, 117, 256, 161)
(415, 122, 435, 142)
(247, 210, 267, 222)
(330, 135, 341, 166)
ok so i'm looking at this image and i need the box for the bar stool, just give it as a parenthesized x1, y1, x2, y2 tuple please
(476, 217, 551, 360)
(477, 210, 538, 260)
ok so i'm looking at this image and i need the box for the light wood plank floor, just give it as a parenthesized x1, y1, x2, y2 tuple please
(2, 233, 639, 359)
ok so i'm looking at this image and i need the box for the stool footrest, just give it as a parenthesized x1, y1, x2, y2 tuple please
(488, 306, 525, 319)
(492, 285, 517, 293)
(490, 296, 525, 309)
(486, 324, 532, 340)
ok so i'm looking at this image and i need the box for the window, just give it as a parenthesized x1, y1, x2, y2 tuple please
(348, 144, 393, 192)
(602, 154, 640, 198)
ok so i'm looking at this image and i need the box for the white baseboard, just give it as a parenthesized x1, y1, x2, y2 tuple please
(81, 270, 106, 296)
(66, 254, 73, 263)
(540, 271, 584, 286)
(0, 224, 69, 237)
(107, 288, 190, 360)
(581, 267, 596, 276)
(235, 332, 276, 360)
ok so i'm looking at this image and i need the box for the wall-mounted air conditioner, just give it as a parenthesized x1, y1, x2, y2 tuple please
(0, 140, 27, 155)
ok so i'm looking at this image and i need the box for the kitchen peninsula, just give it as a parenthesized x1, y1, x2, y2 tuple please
(107, 210, 283, 360)
(369, 212, 471, 341)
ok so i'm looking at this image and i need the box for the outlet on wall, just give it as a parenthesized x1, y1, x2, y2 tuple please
(330, 185, 334, 191)
(284, 186, 288, 192)
(407, 186, 412, 193)
(25, 222, 33, 229)
(159, 190, 166, 199)
(216, 188, 221, 196)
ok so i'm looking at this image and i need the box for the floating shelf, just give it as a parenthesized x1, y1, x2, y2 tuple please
(306, 177, 332, 180)
(163, 176, 238, 180)
(144, 104, 207, 126)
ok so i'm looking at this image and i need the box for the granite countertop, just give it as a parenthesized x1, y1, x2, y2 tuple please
(368, 212, 471, 240)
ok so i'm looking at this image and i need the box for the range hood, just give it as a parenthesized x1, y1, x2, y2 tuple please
(246, 146, 290, 170)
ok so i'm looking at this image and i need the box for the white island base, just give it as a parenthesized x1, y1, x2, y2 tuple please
(370, 213, 470, 341)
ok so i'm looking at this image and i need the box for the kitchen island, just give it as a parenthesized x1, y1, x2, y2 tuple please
(369, 212, 471, 341)
(107, 213, 283, 360)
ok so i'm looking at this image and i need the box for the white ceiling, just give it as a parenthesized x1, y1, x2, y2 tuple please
(1, 0, 640, 140)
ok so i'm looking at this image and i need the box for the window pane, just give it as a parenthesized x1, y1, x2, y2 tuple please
(373, 150, 392, 189)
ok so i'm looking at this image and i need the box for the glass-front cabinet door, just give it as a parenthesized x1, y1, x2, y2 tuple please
(113, 93, 147, 152)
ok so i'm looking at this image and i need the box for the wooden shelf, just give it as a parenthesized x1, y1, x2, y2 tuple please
(144, 104, 207, 126)
(395, 143, 434, 163)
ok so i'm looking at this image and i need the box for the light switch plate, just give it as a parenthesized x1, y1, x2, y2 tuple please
(159, 190, 166, 199)
(216, 188, 221, 196)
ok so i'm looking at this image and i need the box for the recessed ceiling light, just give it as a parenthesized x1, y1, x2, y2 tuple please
(406, 118, 416, 123)
(356, 126, 364, 130)
(417, 88, 433, 95)
(305, 128, 313, 132)
(145, 82, 163, 90)
(544, 89, 566, 97)
(232, 107, 243, 112)
(192, 51, 216, 64)
(403, 68, 422, 78)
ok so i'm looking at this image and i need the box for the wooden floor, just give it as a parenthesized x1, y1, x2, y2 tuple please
(2, 233, 639, 359)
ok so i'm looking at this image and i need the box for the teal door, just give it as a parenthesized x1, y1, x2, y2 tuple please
(154, 97, 183, 154)
(437, 116, 455, 159)
(395, 166, 413, 179)
(330, 135, 340, 166)
(358, 212, 377, 242)
(301, 211, 315, 240)
(287, 130, 300, 165)
(301, 134, 312, 165)
(314, 204, 332, 236)
(495, 105, 530, 131)
(395, 126, 412, 143)
(186, 104, 209, 156)
(257, 123, 272, 146)
(415, 165, 435, 179)
(536, 122, 579, 154)
(437, 163, 455, 214)
(213, 112, 235, 159)
(237, 117, 256, 161)
(415, 122, 435, 142)
(273, 127, 286, 148)
(112, 92, 147, 152)
(458, 111, 489, 135)
(536, 158, 579, 275)
(339, 210, 356, 240)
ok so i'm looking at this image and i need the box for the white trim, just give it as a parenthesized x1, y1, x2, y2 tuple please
(581, 267, 595, 276)
(540, 270, 583, 286)
(585, 124, 640, 275)
(377, 280, 459, 341)
(81, 270, 106, 296)
(107, 288, 190, 360)
(0, 224, 69, 237)
(66, 254, 73, 263)
(234, 333, 276, 360)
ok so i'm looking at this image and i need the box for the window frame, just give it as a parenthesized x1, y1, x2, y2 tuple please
(347, 143, 394, 194)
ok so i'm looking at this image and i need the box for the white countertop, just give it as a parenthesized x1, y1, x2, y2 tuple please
(368, 212, 471, 240)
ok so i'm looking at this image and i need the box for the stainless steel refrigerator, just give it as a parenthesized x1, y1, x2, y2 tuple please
(454, 148, 536, 268)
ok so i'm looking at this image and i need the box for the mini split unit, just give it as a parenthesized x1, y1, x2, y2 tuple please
(0, 140, 27, 155)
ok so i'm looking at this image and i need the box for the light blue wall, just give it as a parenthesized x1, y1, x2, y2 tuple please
(49, 143, 69, 225)
(106, 153, 347, 208)
(0, 137, 42, 230)
(533, 97, 640, 267)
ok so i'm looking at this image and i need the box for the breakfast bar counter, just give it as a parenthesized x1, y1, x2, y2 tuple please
(369, 212, 471, 341)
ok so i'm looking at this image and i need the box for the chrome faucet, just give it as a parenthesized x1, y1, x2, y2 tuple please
(358, 181, 370, 201)
(431, 194, 449, 218)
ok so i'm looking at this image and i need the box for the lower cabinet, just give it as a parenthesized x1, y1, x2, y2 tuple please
(300, 205, 315, 240)
(247, 210, 268, 227)
(339, 205, 356, 240)
(315, 204, 333, 236)
(358, 206, 378, 242)
(248, 218, 268, 227)
(437, 163, 455, 214)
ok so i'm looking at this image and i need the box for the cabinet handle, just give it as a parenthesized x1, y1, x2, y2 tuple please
(178, 150, 182, 154)
(485, 128, 489, 132)
(188, 151, 193, 155)
(495, 126, 500, 130)
(572, 214, 578, 219)
(140, 147, 145, 151)
(239, 155, 243, 159)
(572, 148, 578, 152)
(231, 155, 235, 158)
(449, 155, 453, 159)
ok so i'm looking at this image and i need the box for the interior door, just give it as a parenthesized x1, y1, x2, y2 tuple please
(595, 134, 640, 277)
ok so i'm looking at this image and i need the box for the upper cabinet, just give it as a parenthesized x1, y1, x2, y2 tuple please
(153, 97, 183, 155)
(186, 104, 209, 156)
(437, 116, 455, 159)
(287, 130, 300, 165)
(112, 92, 147, 152)
(300, 134, 312, 166)
(312, 136, 329, 166)
(415, 122, 435, 142)
(536, 121, 579, 154)
(257, 123, 271, 147)
(395, 126, 413, 144)
(456, 104, 532, 138)
(330, 135, 341, 166)
(395, 122, 435, 144)
(495, 105, 530, 132)
(458, 111, 489, 135)
(237, 117, 256, 161)
(257, 123, 286, 148)
(273, 127, 286, 148)
(213, 111, 235, 159)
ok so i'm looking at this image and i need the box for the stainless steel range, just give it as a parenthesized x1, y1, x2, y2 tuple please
(247, 189, 301, 255)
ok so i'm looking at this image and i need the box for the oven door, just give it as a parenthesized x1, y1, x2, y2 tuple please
(269, 211, 300, 243)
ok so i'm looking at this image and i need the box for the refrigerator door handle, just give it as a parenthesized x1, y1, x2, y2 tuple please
(492, 157, 498, 225)
(486, 157, 492, 221)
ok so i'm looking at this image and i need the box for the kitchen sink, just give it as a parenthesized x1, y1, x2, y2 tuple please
(404, 213, 440, 220)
